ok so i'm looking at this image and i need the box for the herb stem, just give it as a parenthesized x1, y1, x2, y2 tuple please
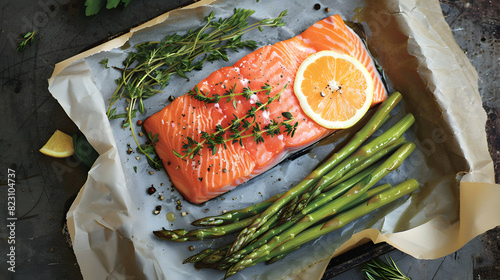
(128, 98, 158, 166)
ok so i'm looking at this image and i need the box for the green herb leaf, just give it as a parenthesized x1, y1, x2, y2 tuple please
(108, 107, 128, 120)
(146, 155, 162, 170)
(84, 0, 105, 16)
(106, 0, 121, 9)
(100, 58, 109, 69)
(85, 0, 131, 16)
(281, 111, 293, 120)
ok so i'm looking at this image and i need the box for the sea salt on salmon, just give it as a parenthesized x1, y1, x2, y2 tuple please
(144, 15, 387, 204)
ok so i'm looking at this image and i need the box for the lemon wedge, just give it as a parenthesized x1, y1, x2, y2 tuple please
(39, 130, 75, 158)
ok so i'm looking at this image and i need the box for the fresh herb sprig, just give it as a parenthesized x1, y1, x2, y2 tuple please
(107, 9, 287, 121)
(106, 9, 287, 169)
(174, 84, 298, 159)
(140, 132, 162, 170)
(362, 256, 411, 280)
(17, 31, 35, 52)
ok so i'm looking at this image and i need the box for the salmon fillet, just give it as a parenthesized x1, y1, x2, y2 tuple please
(144, 15, 387, 204)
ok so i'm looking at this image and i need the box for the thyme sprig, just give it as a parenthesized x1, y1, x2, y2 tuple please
(105, 8, 287, 169)
(174, 84, 298, 159)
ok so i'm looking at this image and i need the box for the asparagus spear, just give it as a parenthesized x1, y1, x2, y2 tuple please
(224, 178, 419, 278)
(293, 113, 415, 214)
(153, 215, 255, 241)
(320, 136, 406, 192)
(230, 113, 414, 254)
(181, 113, 414, 272)
(183, 247, 216, 264)
(263, 179, 418, 264)
(156, 207, 283, 242)
(278, 163, 377, 225)
(200, 246, 230, 264)
(266, 183, 392, 265)
(186, 183, 392, 267)
(169, 136, 403, 243)
(280, 136, 406, 223)
(227, 92, 404, 255)
(156, 207, 282, 242)
(304, 140, 415, 219)
(194, 171, 394, 266)
(189, 133, 394, 228)
(225, 166, 378, 264)
(338, 183, 392, 211)
(183, 167, 380, 267)
(191, 193, 282, 226)
(228, 175, 375, 272)
(264, 247, 299, 265)
(195, 135, 405, 232)
(184, 244, 231, 266)
(226, 142, 416, 274)
(193, 132, 404, 242)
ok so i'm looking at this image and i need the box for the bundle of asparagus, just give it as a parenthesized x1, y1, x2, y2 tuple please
(153, 92, 420, 278)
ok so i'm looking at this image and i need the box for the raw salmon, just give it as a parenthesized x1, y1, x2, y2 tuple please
(144, 15, 387, 204)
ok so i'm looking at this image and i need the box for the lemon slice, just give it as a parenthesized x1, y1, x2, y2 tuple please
(39, 130, 75, 158)
(294, 50, 374, 129)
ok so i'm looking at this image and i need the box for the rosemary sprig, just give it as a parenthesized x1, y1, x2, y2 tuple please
(17, 31, 35, 52)
(173, 84, 298, 159)
(362, 256, 411, 280)
(106, 8, 287, 169)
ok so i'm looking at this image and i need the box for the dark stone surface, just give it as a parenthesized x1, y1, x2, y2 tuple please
(0, 0, 497, 279)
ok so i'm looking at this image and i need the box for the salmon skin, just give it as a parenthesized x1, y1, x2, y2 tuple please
(144, 15, 387, 204)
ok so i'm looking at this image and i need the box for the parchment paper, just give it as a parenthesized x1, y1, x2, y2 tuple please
(48, 0, 500, 279)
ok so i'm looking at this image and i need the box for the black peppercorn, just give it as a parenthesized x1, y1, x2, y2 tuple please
(147, 186, 156, 195)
